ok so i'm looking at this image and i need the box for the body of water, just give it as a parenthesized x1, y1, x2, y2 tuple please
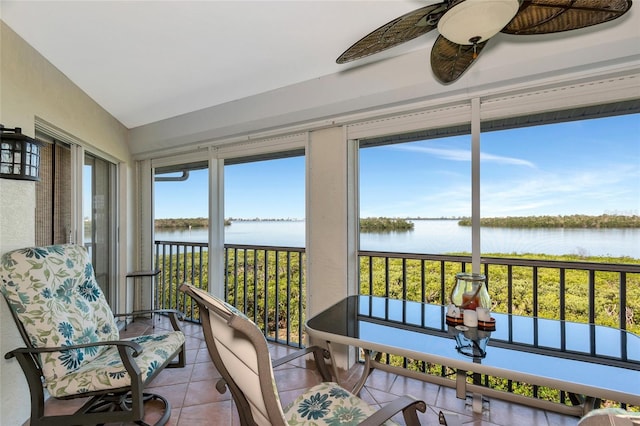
(155, 220, 640, 258)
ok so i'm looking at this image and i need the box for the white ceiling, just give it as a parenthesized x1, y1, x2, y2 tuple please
(2, 0, 439, 128)
(1, 1, 638, 130)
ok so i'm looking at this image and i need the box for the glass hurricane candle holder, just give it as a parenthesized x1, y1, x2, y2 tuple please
(450, 272, 491, 311)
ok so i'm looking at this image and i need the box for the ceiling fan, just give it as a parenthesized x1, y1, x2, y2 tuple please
(336, 0, 633, 84)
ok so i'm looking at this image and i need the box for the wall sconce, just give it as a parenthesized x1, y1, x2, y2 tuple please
(0, 124, 43, 181)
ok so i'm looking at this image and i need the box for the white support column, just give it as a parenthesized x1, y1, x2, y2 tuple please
(307, 126, 352, 313)
(471, 97, 481, 274)
(208, 150, 225, 298)
(471, 97, 483, 414)
(117, 162, 129, 314)
(306, 126, 358, 371)
(346, 134, 359, 297)
(139, 159, 154, 271)
(137, 159, 154, 311)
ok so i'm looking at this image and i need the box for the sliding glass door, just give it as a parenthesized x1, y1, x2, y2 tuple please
(84, 152, 117, 306)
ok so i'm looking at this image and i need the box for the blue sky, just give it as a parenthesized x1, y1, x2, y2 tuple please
(154, 113, 639, 219)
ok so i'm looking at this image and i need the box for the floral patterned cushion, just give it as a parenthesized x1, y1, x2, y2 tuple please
(45, 330, 185, 397)
(283, 382, 399, 426)
(0, 244, 185, 398)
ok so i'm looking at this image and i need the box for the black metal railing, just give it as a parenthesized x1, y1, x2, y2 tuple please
(224, 244, 305, 347)
(154, 240, 209, 322)
(358, 251, 640, 333)
(154, 241, 306, 347)
(154, 242, 639, 345)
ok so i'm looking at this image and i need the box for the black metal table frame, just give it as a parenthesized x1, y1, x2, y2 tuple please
(125, 269, 161, 330)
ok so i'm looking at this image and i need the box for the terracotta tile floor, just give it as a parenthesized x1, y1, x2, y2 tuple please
(38, 316, 580, 426)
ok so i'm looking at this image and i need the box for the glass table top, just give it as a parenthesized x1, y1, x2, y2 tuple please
(306, 295, 640, 399)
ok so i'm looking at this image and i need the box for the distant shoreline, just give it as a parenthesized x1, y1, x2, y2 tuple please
(155, 215, 639, 230)
(458, 214, 639, 229)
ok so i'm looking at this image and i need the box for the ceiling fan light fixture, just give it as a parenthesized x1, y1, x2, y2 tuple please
(437, 0, 520, 45)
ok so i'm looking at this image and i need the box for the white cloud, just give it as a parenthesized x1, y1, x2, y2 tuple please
(479, 163, 639, 216)
(395, 145, 536, 168)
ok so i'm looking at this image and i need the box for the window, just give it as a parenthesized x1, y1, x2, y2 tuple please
(357, 102, 640, 260)
(480, 112, 640, 259)
(35, 137, 72, 245)
(224, 156, 305, 246)
(84, 152, 117, 304)
(359, 132, 472, 254)
(154, 166, 209, 242)
(34, 126, 119, 307)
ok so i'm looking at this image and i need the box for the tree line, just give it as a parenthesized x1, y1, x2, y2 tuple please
(155, 217, 231, 228)
(360, 217, 414, 232)
(458, 214, 640, 228)
(156, 217, 414, 232)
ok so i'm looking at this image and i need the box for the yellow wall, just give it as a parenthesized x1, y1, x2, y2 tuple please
(0, 21, 132, 426)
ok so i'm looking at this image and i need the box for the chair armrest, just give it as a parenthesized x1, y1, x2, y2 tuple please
(4, 339, 143, 359)
(5, 340, 145, 397)
(272, 345, 332, 382)
(359, 395, 426, 426)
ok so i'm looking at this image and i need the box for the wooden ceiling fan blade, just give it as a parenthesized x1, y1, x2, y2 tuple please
(430, 35, 488, 84)
(336, 2, 448, 64)
(502, 0, 632, 35)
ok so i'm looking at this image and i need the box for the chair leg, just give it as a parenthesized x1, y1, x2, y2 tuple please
(10, 351, 47, 426)
(122, 393, 172, 426)
(23, 381, 171, 426)
(168, 342, 186, 368)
